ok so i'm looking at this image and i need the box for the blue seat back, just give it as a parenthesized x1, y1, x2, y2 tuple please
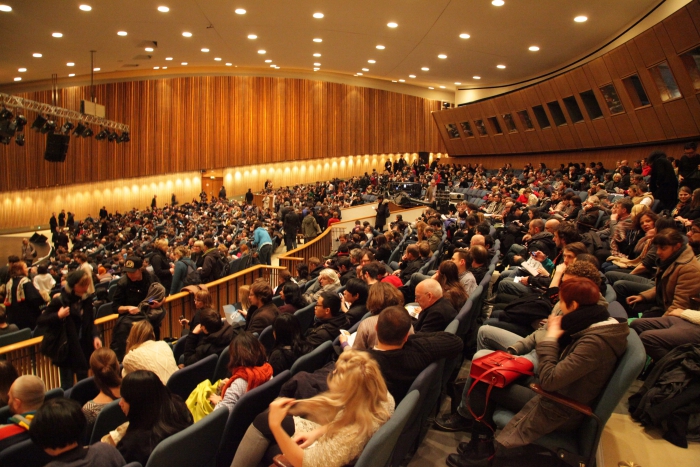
(293, 303, 316, 334)
(290, 340, 334, 375)
(213, 345, 231, 382)
(0, 439, 51, 467)
(66, 376, 99, 405)
(90, 398, 127, 444)
(0, 328, 32, 348)
(258, 325, 275, 354)
(166, 353, 218, 401)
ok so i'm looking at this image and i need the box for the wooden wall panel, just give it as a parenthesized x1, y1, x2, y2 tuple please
(635, 28, 667, 67)
(0, 76, 445, 192)
(663, 8, 700, 53)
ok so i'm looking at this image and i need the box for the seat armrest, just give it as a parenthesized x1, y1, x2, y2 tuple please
(271, 454, 295, 467)
(529, 383, 593, 416)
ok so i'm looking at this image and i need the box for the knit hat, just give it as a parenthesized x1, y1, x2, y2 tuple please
(66, 269, 87, 288)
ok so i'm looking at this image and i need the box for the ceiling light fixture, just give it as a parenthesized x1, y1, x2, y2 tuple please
(429, 86, 434, 89)
(258, 49, 266, 54)
(398, 79, 405, 82)
(165, 57, 173, 61)
(226, 63, 232, 66)
(362, 68, 369, 71)
(270, 64, 276, 67)
(314, 62, 321, 66)
(313, 38, 322, 42)
(182, 32, 192, 37)
(438, 54, 447, 59)
(574, 15, 588, 22)
(69, 73, 75, 77)
(314, 68, 319, 71)
(117, 31, 127, 36)
(67, 62, 75, 66)
(459, 33, 470, 39)
(409, 75, 416, 78)
(248, 34, 257, 39)
(439, 85, 446, 89)
(376, 45, 385, 50)
(214, 57, 222, 61)
(15, 133, 24, 146)
(13, 77, 21, 82)
(145, 47, 154, 52)
(387, 22, 398, 28)
(154, 66, 160, 69)
(31, 115, 47, 131)
(368, 60, 376, 64)
(392, 80, 397, 83)
(234, 8, 246, 14)
(0, 5, 12, 12)
(60, 122, 74, 134)
(158, 6, 169, 12)
(313, 53, 321, 57)
(455, 82, 461, 85)
(33, 53, 42, 57)
(421, 67, 429, 71)
(357, 72, 363, 75)
(18, 68, 26, 72)
(473, 76, 481, 79)
(492, 0, 504, 6)
(79, 5, 92, 11)
(313, 12, 324, 18)
(162, 66, 167, 69)
(93, 67, 100, 71)
(497, 64, 506, 69)
(52, 32, 63, 38)
(265, 59, 272, 63)
(201, 48, 209, 52)
(95, 128, 109, 141)
(181, 62, 188, 65)
(529, 46, 540, 51)
(108, 131, 119, 142)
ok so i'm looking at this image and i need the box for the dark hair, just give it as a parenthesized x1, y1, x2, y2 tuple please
(0, 360, 18, 406)
(559, 277, 600, 308)
(228, 332, 266, 372)
(376, 306, 412, 346)
(556, 222, 582, 245)
(476, 223, 491, 236)
(652, 228, 684, 247)
(271, 314, 312, 359)
(296, 263, 309, 280)
(344, 278, 368, 305)
(615, 199, 634, 215)
(361, 262, 381, 280)
(199, 307, 224, 333)
(120, 370, 192, 452)
(250, 279, 273, 304)
(203, 238, 215, 249)
(684, 142, 697, 150)
(319, 291, 341, 316)
(282, 282, 306, 309)
(470, 245, 488, 265)
(37, 264, 48, 275)
(90, 348, 121, 401)
(632, 210, 658, 231)
(30, 398, 86, 450)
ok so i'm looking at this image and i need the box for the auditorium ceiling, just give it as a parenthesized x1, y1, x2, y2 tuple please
(0, 0, 668, 92)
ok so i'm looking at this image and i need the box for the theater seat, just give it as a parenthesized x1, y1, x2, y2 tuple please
(166, 354, 218, 401)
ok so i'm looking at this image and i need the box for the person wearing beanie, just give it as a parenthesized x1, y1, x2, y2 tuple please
(37, 269, 102, 390)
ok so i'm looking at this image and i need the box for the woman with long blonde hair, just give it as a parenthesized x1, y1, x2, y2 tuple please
(231, 351, 394, 467)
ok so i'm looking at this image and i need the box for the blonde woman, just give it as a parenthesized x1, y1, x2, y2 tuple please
(231, 351, 394, 467)
(191, 240, 206, 268)
(121, 321, 178, 384)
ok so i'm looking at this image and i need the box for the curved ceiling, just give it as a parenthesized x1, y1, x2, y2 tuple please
(0, 0, 664, 92)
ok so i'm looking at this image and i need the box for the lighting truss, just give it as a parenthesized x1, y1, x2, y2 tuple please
(0, 92, 129, 133)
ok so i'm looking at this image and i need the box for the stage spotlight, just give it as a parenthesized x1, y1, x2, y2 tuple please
(0, 115, 26, 138)
(117, 131, 130, 143)
(40, 119, 57, 134)
(73, 122, 87, 136)
(12, 115, 27, 132)
(95, 127, 108, 140)
(0, 108, 13, 121)
(15, 133, 25, 146)
(107, 130, 118, 142)
(31, 115, 47, 131)
(82, 127, 94, 138)
(0, 136, 10, 145)
(60, 121, 74, 134)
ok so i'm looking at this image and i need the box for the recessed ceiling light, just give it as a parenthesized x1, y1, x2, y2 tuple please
(18, 68, 26, 72)
(313, 12, 324, 18)
(376, 45, 385, 50)
(265, 59, 272, 63)
(368, 60, 376, 64)
(314, 67, 319, 71)
(93, 67, 100, 71)
(67, 62, 75, 66)
(428, 86, 434, 89)
(357, 72, 363, 75)
(421, 67, 429, 71)
(162, 66, 167, 69)
(529, 46, 540, 51)
(459, 33, 471, 39)
(409, 74, 416, 78)
(158, 6, 169, 12)
(497, 64, 506, 69)
(145, 47, 154, 52)
(455, 82, 461, 85)
(68, 73, 75, 77)
(52, 32, 63, 38)
(14, 77, 21, 81)
(79, 5, 92, 11)
(247, 34, 257, 39)
(165, 57, 173, 61)
(0, 5, 12, 12)
(439, 85, 446, 89)
(362, 68, 369, 71)
(399, 79, 405, 82)
(473, 76, 481, 79)
(154, 66, 160, 70)
(387, 22, 398, 28)
(182, 32, 192, 37)
(313, 38, 322, 42)
(275, 66, 280, 69)
(314, 62, 321, 66)
(392, 80, 397, 83)
(313, 53, 321, 57)
(258, 50, 266, 54)
(181, 62, 188, 65)
(492, 0, 504, 5)
(235, 8, 246, 14)
(33, 53, 42, 58)
(439, 54, 448, 60)
(201, 48, 209, 52)
(270, 64, 276, 67)
(226, 63, 232, 66)
(214, 57, 222, 61)
(117, 31, 127, 36)
(574, 15, 587, 22)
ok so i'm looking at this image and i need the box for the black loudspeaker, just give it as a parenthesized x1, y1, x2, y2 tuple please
(44, 133, 70, 162)
(418, 151, 429, 165)
(30, 233, 48, 244)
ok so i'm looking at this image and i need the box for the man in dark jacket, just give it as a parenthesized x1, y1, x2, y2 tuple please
(648, 150, 679, 212)
(183, 307, 238, 366)
(414, 279, 458, 332)
(199, 238, 222, 283)
(305, 291, 347, 348)
(375, 197, 390, 232)
(392, 244, 423, 284)
(283, 207, 301, 252)
(244, 280, 280, 335)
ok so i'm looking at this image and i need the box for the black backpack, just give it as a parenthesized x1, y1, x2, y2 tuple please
(182, 261, 202, 286)
(500, 293, 553, 327)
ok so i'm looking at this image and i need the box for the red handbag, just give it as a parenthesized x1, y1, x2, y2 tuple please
(467, 350, 534, 425)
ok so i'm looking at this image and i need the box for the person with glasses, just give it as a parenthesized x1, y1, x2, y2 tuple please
(305, 292, 347, 348)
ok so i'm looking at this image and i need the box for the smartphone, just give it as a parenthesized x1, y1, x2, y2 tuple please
(148, 299, 156, 305)
(338, 292, 344, 300)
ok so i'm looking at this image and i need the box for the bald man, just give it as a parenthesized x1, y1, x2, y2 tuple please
(0, 375, 45, 451)
(414, 279, 457, 332)
(470, 234, 485, 248)
(544, 218, 560, 234)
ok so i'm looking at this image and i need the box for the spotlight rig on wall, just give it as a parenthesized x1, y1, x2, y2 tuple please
(0, 92, 131, 153)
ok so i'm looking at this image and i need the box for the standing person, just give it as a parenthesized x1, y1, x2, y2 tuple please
(151, 195, 157, 210)
(647, 150, 679, 212)
(58, 210, 66, 228)
(20, 238, 36, 267)
(219, 185, 227, 200)
(245, 188, 254, 205)
(49, 213, 58, 233)
(253, 222, 273, 266)
(37, 269, 102, 390)
(199, 238, 223, 283)
(374, 196, 390, 232)
(301, 210, 321, 244)
(149, 239, 173, 295)
(171, 193, 178, 206)
(283, 208, 301, 252)
(4, 261, 44, 331)
(74, 252, 95, 297)
(170, 246, 195, 295)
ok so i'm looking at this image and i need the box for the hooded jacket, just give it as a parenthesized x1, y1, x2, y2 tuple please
(639, 244, 700, 315)
(304, 312, 348, 348)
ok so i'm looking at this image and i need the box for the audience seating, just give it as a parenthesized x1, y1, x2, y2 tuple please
(212, 344, 231, 382)
(492, 329, 646, 467)
(0, 439, 52, 467)
(90, 398, 127, 444)
(608, 301, 628, 321)
(0, 387, 63, 423)
(0, 328, 32, 348)
(215, 371, 292, 467)
(65, 375, 99, 405)
(95, 302, 114, 319)
(166, 354, 218, 401)
(146, 406, 228, 467)
(290, 340, 334, 375)
(258, 325, 275, 354)
(172, 335, 187, 363)
(293, 303, 316, 334)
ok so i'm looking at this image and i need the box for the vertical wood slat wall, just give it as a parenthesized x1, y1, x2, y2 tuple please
(0, 76, 445, 192)
(435, 1, 700, 156)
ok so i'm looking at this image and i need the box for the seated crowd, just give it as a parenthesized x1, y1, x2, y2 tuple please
(2, 146, 700, 466)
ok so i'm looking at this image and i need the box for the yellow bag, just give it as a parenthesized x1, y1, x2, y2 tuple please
(186, 378, 220, 422)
